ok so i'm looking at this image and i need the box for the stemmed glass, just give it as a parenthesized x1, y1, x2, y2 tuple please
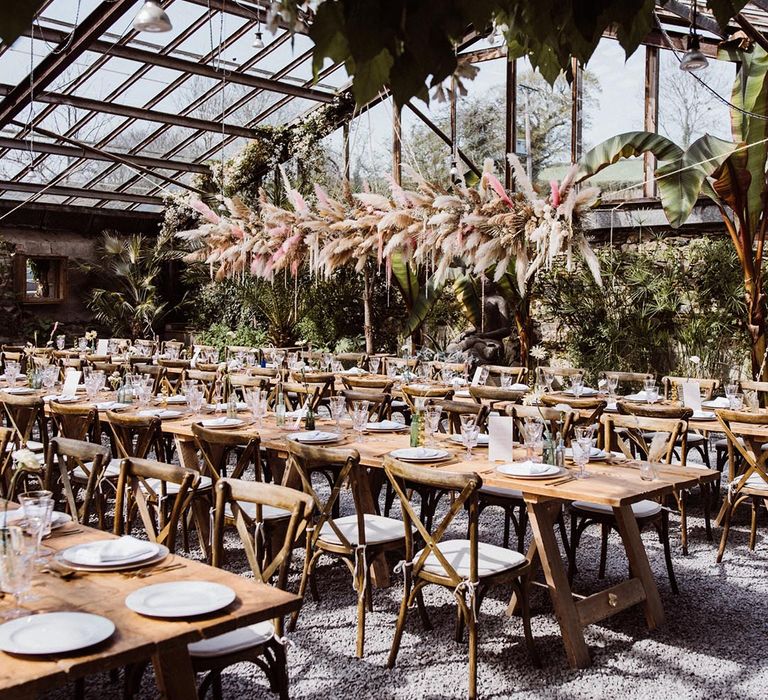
(56, 335, 66, 351)
(187, 385, 205, 415)
(725, 382, 738, 401)
(542, 369, 555, 393)
(424, 406, 443, 447)
(606, 375, 618, 400)
(460, 423, 480, 460)
(570, 374, 584, 398)
(42, 365, 57, 393)
(351, 400, 369, 442)
(572, 437, 592, 478)
(329, 395, 347, 433)
(523, 419, 544, 462)
(729, 392, 744, 410)
(245, 389, 267, 428)
(500, 372, 513, 389)
(4, 360, 20, 388)
(0, 525, 32, 619)
(369, 356, 380, 375)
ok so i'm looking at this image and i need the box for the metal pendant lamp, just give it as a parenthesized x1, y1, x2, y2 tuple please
(133, 1, 172, 33)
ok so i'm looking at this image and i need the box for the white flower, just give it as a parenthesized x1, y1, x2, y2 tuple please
(530, 345, 548, 360)
(12, 449, 40, 470)
(689, 356, 701, 365)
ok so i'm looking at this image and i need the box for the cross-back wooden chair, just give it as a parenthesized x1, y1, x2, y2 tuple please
(133, 339, 158, 356)
(485, 364, 527, 386)
(428, 361, 466, 379)
(2, 349, 26, 374)
(162, 340, 187, 358)
(469, 384, 525, 411)
(602, 371, 653, 394)
(2, 394, 47, 453)
(0, 426, 15, 496)
(432, 400, 489, 434)
(45, 437, 111, 527)
(229, 373, 272, 399)
(715, 409, 768, 561)
(341, 375, 393, 392)
(661, 375, 720, 401)
(133, 363, 165, 395)
(716, 380, 768, 471)
(92, 361, 121, 376)
(270, 382, 321, 412)
(113, 457, 198, 553)
(188, 478, 314, 700)
(341, 389, 392, 422)
(58, 356, 82, 380)
(85, 354, 111, 366)
(335, 352, 368, 369)
(384, 457, 537, 700)
(568, 413, 681, 594)
(158, 358, 190, 394)
(290, 371, 335, 405)
(540, 394, 607, 438)
(192, 423, 261, 484)
(106, 411, 165, 462)
(49, 401, 101, 442)
(401, 384, 454, 412)
(286, 441, 405, 658)
(186, 369, 220, 402)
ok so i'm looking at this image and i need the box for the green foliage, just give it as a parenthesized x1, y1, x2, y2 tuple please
(537, 238, 750, 383)
(195, 322, 268, 353)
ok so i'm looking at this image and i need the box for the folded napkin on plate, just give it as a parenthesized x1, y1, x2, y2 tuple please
(207, 402, 247, 412)
(70, 536, 156, 565)
(510, 461, 550, 475)
(343, 367, 366, 375)
(367, 420, 403, 430)
(625, 390, 648, 401)
(510, 383, 529, 391)
(285, 408, 307, 419)
(703, 396, 730, 408)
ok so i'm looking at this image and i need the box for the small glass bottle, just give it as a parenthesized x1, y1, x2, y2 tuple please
(226, 378, 238, 420)
(555, 431, 566, 468)
(275, 383, 286, 428)
(305, 401, 315, 431)
(410, 411, 422, 448)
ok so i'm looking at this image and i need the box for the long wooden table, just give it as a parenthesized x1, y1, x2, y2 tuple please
(0, 513, 301, 699)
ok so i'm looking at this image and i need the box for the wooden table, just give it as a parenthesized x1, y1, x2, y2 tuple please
(0, 514, 300, 699)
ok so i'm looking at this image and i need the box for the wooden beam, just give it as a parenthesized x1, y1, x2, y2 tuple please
(28, 26, 335, 103)
(0, 135, 210, 174)
(184, 0, 309, 34)
(644, 45, 660, 198)
(0, 181, 164, 205)
(570, 58, 582, 163)
(392, 102, 402, 186)
(0, 0, 137, 130)
(663, 0, 725, 37)
(735, 13, 768, 54)
(505, 58, 516, 190)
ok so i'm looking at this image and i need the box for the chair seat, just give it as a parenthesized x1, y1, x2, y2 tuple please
(732, 473, 768, 490)
(391, 400, 408, 408)
(72, 458, 122, 481)
(682, 432, 706, 445)
(224, 501, 290, 521)
(479, 485, 524, 500)
(188, 621, 274, 658)
(144, 476, 212, 494)
(5, 440, 44, 453)
(319, 514, 404, 546)
(572, 499, 662, 518)
(715, 437, 768, 451)
(414, 538, 527, 578)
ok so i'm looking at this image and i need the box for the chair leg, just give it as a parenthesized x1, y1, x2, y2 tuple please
(702, 484, 713, 542)
(517, 576, 540, 668)
(416, 588, 432, 631)
(517, 506, 528, 552)
(717, 500, 734, 563)
(502, 506, 511, 549)
(290, 546, 320, 631)
(568, 512, 578, 583)
(678, 490, 689, 555)
(660, 512, 678, 594)
(598, 522, 609, 579)
(556, 508, 570, 554)
(355, 564, 368, 658)
(274, 642, 290, 700)
(749, 497, 759, 551)
(454, 603, 465, 643)
(211, 672, 223, 700)
(466, 603, 478, 700)
(387, 574, 414, 668)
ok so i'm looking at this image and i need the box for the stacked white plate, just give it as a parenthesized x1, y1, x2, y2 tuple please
(4, 509, 71, 530)
(564, 446, 606, 459)
(701, 397, 730, 409)
(201, 417, 245, 429)
(449, 433, 490, 446)
(453, 389, 471, 398)
(563, 387, 598, 397)
(288, 430, 340, 444)
(3, 387, 36, 395)
(138, 409, 183, 420)
(497, 462, 562, 479)
(95, 401, 131, 411)
(691, 410, 717, 421)
(126, 581, 235, 618)
(164, 395, 187, 404)
(56, 537, 166, 572)
(366, 420, 407, 432)
(624, 391, 650, 402)
(0, 612, 115, 654)
(206, 402, 247, 412)
(44, 394, 79, 403)
(389, 447, 451, 463)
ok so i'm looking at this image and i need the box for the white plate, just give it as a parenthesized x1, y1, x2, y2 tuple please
(564, 387, 598, 397)
(366, 421, 407, 432)
(288, 431, 340, 444)
(496, 462, 561, 479)
(453, 389, 471, 398)
(3, 387, 36, 395)
(691, 410, 717, 421)
(200, 417, 245, 429)
(59, 540, 159, 568)
(0, 612, 114, 655)
(125, 581, 236, 618)
(0, 374, 26, 381)
(44, 394, 79, 403)
(206, 402, 247, 412)
(389, 447, 451, 462)
(164, 395, 187, 404)
(565, 446, 606, 459)
(449, 433, 490, 446)
(138, 409, 183, 420)
(624, 393, 649, 402)
(3, 509, 71, 529)
(702, 398, 730, 409)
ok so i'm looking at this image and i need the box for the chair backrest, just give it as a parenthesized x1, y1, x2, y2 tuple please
(661, 375, 720, 401)
(229, 373, 271, 398)
(285, 440, 363, 552)
(715, 409, 768, 492)
(212, 478, 313, 590)
(192, 423, 261, 482)
(49, 401, 100, 442)
(58, 357, 82, 380)
(106, 411, 164, 460)
(341, 375, 393, 392)
(226, 345, 255, 359)
(384, 457, 482, 586)
(540, 394, 607, 427)
(271, 382, 321, 411)
(509, 405, 577, 445)
(248, 366, 280, 380)
(2, 349, 26, 374)
(468, 385, 524, 407)
(92, 362, 121, 375)
(738, 380, 768, 408)
(158, 359, 190, 393)
(484, 364, 527, 386)
(85, 354, 111, 365)
(114, 457, 198, 552)
(134, 364, 165, 394)
(335, 352, 368, 369)
(186, 369, 219, 402)
(401, 384, 454, 412)
(601, 413, 686, 464)
(162, 340, 186, 356)
(432, 399, 489, 434)
(133, 339, 158, 354)
(290, 371, 335, 401)
(341, 389, 392, 422)
(603, 371, 653, 392)
(537, 366, 584, 381)
(616, 401, 693, 421)
(1, 394, 46, 450)
(45, 437, 111, 525)
(428, 361, 466, 379)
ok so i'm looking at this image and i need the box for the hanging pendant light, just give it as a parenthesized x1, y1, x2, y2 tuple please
(253, 30, 265, 49)
(679, 1, 708, 72)
(132, 1, 172, 33)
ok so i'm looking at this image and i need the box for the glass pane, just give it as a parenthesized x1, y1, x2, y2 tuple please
(348, 99, 393, 193)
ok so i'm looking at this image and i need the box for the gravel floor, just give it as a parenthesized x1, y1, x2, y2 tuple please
(39, 452, 768, 700)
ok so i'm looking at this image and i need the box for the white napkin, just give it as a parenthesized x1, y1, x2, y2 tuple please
(509, 383, 529, 391)
(343, 367, 366, 375)
(507, 461, 549, 476)
(626, 390, 648, 401)
(703, 396, 730, 408)
(488, 416, 515, 462)
(69, 536, 156, 565)
(202, 417, 240, 427)
(367, 420, 403, 430)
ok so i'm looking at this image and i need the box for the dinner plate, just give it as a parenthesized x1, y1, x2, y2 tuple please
(691, 410, 717, 421)
(57, 539, 162, 570)
(2, 387, 36, 395)
(701, 399, 730, 409)
(563, 387, 598, 397)
(200, 417, 246, 429)
(453, 389, 471, 399)
(125, 581, 236, 618)
(565, 446, 606, 459)
(163, 395, 187, 404)
(366, 421, 408, 432)
(206, 402, 247, 412)
(138, 409, 183, 420)
(496, 462, 562, 479)
(389, 447, 451, 463)
(56, 543, 169, 573)
(3, 509, 71, 529)
(288, 430, 341, 444)
(44, 394, 79, 403)
(0, 612, 115, 655)
(449, 433, 490, 446)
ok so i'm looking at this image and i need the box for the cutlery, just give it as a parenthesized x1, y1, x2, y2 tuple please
(544, 475, 576, 486)
(49, 528, 83, 538)
(42, 567, 80, 581)
(121, 563, 185, 579)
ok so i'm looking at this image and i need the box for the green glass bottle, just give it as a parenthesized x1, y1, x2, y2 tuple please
(410, 411, 421, 448)
(305, 402, 315, 431)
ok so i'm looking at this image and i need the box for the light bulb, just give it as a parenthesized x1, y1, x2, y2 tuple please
(680, 34, 708, 72)
(253, 30, 265, 49)
(132, 1, 172, 33)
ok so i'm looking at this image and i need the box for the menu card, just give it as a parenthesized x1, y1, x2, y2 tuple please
(62, 369, 81, 398)
(96, 339, 109, 355)
(488, 416, 515, 462)
(681, 381, 702, 411)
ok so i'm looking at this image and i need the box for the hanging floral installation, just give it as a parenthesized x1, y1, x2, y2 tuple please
(177, 154, 602, 297)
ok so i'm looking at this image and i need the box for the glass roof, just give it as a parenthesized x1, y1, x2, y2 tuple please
(0, 0, 346, 211)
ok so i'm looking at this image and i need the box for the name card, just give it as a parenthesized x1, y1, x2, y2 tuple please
(96, 339, 109, 355)
(471, 367, 489, 386)
(681, 381, 702, 411)
(62, 369, 81, 398)
(488, 416, 515, 463)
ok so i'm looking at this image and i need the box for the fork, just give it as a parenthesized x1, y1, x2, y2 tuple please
(42, 566, 80, 581)
(121, 563, 185, 579)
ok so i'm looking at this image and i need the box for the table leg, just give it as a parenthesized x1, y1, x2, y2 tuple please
(152, 644, 198, 699)
(612, 504, 665, 630)
(526, 499, 591, 668)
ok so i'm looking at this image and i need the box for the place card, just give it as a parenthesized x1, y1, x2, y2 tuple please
(488, 416, 514, 462)
(96, 339, 109, 355)
(62, 369, 81, 398)
(471, 367, 489, 386)
(681, 380, 702, 411)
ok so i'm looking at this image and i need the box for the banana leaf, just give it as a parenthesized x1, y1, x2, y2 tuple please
(390, 252, 445, 337)
(576, 131, 682, 182)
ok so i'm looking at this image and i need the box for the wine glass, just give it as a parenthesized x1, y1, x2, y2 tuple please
(606, 375, 618, 399)
(523, 419, 544, 461)
(55, 335, 66, 351)
(424, 406, 443, 447)
(460, 423, 480, 460)
(570, 374, 584, 398)
(351, 400, 369, 442)
(369, 356, 380, 375)
(646, 385, 659, 404)
(329, 395, 347, 433)
(187, 385, 204, 414)
(542, 369, 555, 392)
(500, 372, 513, 389)
(643, 377, 657, 395)
(729, 392, 744, 410)
(42, 365, 57, 393)
(725, 382, 738, 400)
(4, 360, 20, 388)
(573, 437, 592, 479)
(0, 525, 32, 619)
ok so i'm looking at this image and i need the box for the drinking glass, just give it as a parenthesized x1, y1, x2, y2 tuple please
(78, 337, 88, 352)
(476, 367, 489, 386)
(84, 375, 100, 402)
(0, 525, 31, 619)
(136, 381, 152, 409)
(329, 395, 347, 433)
(573, 437, 591, 479)
(4, 360, 19, 387)
(246, 352, 256, 367)
(646, 386, 659, 404)
(42, 365, 57, 392)
(460, 424, 480, 460)
(639, 460, 658, 481)
(424, 406, 443, 446)
(20, 490, 54, 538)
(574, 424, 595, 442)
(351, 400, 369, 442)
(606, 375, 618, 399)
(287, 352, 298, 369)
(56, 335, 66, 351)
(725, 382, 738, 400)
(523, 419, 544, 461)
(643, 377, 657, 393)
(459, 413, 476, 432)
(369, 356, 380, 375)
(570, 375, 584, 398)
(331, 360, 343, 374)
(274, 350, 285, 367)
(440, 367, 454, 386)
(729, 393, 744, 410)
(542, 369, 555, 392)
(81, 365, 92, 382)
(187, 386, 204, 414)
(387, 362, 398, 379)
(500, 372, 513, 389)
